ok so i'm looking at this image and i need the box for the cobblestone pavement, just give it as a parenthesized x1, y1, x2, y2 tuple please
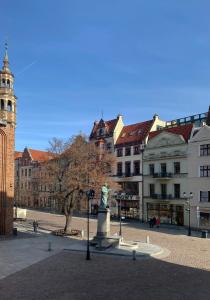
(27, 209, 210, 271)
(0, 209, 209, 300)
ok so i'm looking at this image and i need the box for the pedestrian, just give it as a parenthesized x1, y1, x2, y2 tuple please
(156, 218, 160, 228)
(149, 218, 153, 228)
(152, 216, 156, 228)
(33, 220, 38, 233)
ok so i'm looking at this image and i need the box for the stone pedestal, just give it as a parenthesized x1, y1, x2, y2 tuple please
(96, 208, 110, 237)
(91, 208, 120, 250)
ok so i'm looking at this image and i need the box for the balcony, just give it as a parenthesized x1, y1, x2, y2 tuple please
(153, 172, 173, 179)
(148, 194, 184, 200)
(115, 172, 142, 178)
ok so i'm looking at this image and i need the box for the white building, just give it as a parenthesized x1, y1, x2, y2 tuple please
(143, 124, 193, 225)
(188, 119, 210, 229)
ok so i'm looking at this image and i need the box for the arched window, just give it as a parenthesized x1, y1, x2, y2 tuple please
(0, 99, 4, 110)
(6, 79, 10, 88)
(7, 100, 12, 112)
(2, 79, 6, 87)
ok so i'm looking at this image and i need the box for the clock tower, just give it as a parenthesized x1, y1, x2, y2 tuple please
(0, 44, 16, 235)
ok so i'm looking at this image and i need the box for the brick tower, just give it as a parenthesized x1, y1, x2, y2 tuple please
(0, 44, 16, 235)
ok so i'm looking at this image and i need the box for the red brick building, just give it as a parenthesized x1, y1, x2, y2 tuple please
(0, 45, 16, 235)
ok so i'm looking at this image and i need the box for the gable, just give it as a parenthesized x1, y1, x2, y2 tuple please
(147, 132, 186, 149)
(190, 125, 210, 143)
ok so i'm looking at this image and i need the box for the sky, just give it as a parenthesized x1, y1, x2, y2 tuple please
(1, 0, 210, 151)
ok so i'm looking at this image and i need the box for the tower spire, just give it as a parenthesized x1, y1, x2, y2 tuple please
(2, 42, 11, 73)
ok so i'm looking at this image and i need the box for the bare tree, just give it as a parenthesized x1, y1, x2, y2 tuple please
(45, 134, 118, 234)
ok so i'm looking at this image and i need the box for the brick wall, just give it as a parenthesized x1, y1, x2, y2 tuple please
(0, 123, 15, 235)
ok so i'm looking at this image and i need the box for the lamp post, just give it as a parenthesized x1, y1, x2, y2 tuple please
(119, 195, 122, 236)
(86, 189, 95, 260)
(183, 192, 193, 236)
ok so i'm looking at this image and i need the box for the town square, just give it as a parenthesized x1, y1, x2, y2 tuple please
(1, 1, 210, 299)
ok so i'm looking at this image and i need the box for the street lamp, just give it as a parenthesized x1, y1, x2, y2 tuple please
(86, 189, 95, 260)
(183, 192, 193, 236)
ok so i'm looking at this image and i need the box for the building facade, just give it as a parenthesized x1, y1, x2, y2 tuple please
(188, 121, 210, 229)
(143, 124, 193, 225)
(0, 46, 16, 235)
(15, 148, 52, 209)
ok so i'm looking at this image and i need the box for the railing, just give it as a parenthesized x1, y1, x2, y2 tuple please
(150, 172, 187, 178)
(114, 172, 142, 177)
(148, 194, 184, 200)
(153, 172, 173, 178)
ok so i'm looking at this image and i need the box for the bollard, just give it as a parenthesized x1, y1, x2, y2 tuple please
(146, 236, 150, 244)
(48, 241, 52, 252)
(132, 250, 136, 261)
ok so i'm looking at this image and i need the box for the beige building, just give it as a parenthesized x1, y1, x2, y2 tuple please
(15, 148, 52, 208)
(90, 114, 166, 219)
(188, 113, 210, 229)
(143, 124, 193, 225)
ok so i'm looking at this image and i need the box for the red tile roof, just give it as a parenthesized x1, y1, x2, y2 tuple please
(90, 118, 118, 139)
(15, 151, 22, 159)
(149, 124, 193, 142)
(28, 149, 52, 162)
(116, 120, 153, 146)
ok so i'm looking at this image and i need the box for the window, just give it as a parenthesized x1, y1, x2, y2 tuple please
(149, 184, 155, 197)
(200, 212, 210, 226)
(25, 169, 27, 176)
(125, 147, 131, 156)
(117, 148, 123, 157)
(133, 146, 140, 155)
(149, 164, 154, 175)
(0, 99, 4, 110)
(200, 191, 210, 202)
(29, 169, 31, 176)
(133, 161, 140, 175)
(174, 184, 180, 198)
(125, 161, 131, 177)
(161, 163, 167, 174)
(161, 184, 167, 197)
(117, 162, 122, 176)
(7, 100, 12, 112)
(7, 79, 10, 88)
(106, 143, 112, 151)
(21, 169, 24, 176)
(174, 162, 180, 174)
(200, 144, 210, 156)
(200, 165, 210, 177)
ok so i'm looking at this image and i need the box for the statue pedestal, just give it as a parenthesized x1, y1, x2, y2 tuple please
(91, 208, 121, 250)
(97, 208, 110, 237)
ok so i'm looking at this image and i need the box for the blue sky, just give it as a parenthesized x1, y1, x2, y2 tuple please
(1, 0, 210, 150)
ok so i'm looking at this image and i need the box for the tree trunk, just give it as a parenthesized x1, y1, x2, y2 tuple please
(64, 210, 73, 234)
